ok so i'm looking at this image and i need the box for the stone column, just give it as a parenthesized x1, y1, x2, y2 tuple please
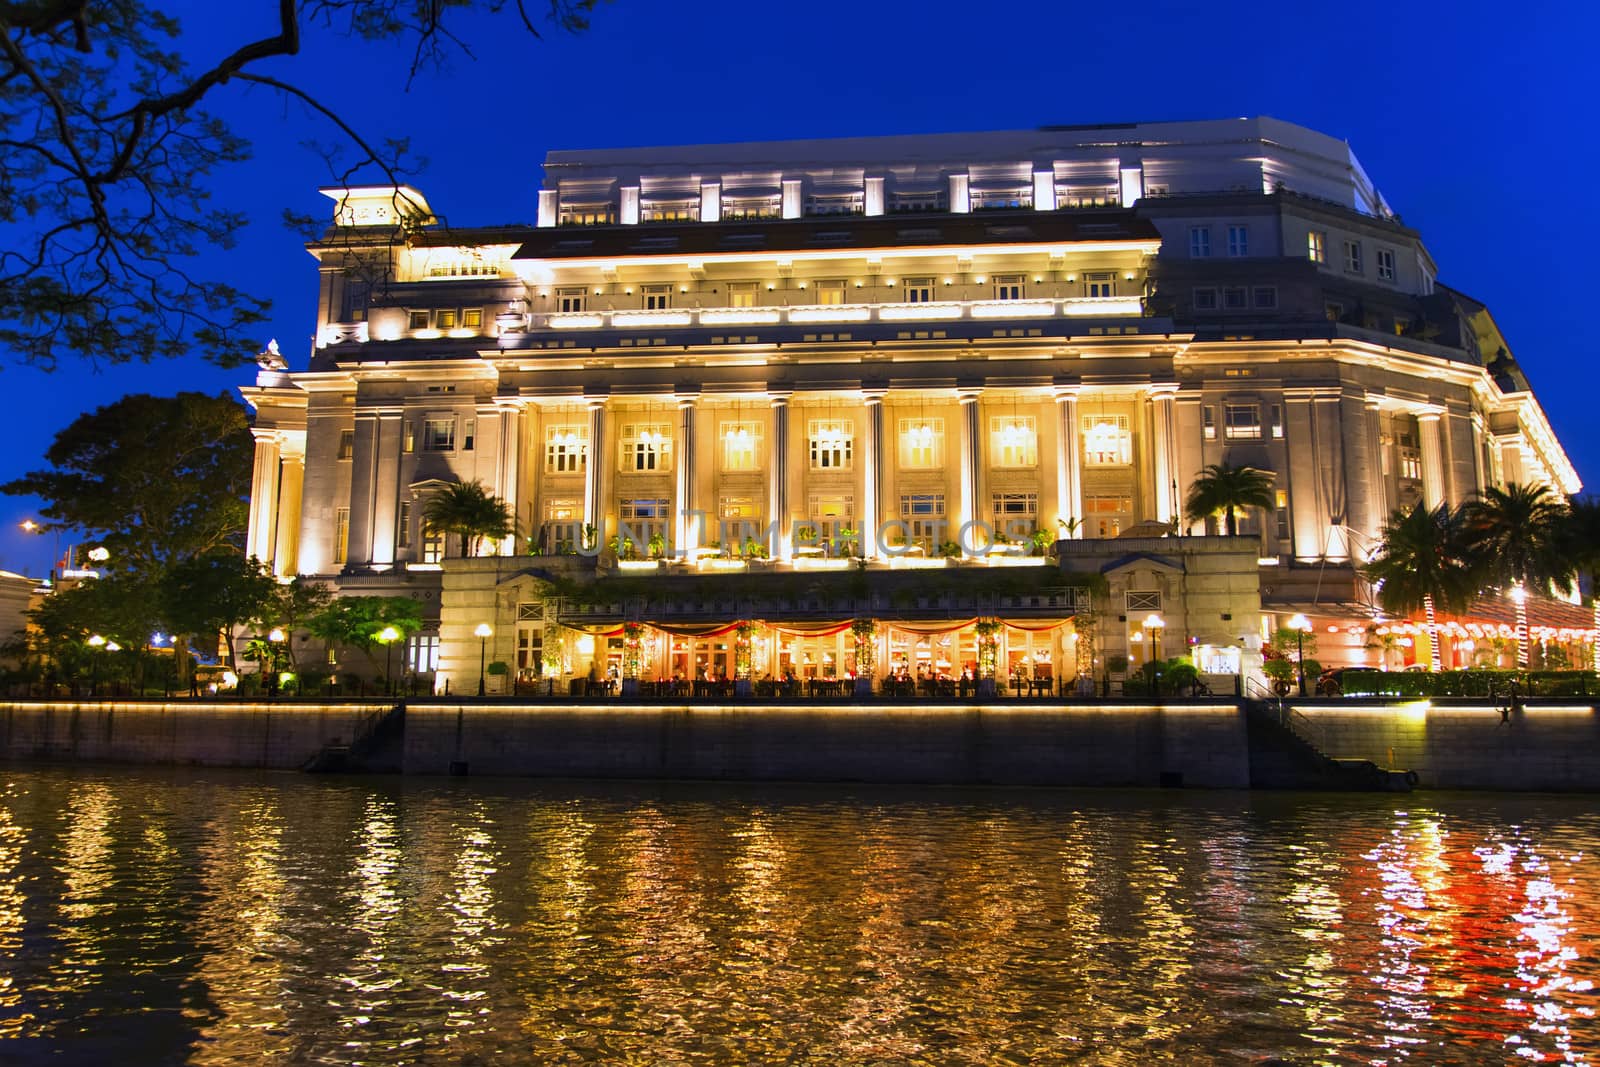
(768, 391, 791, 560)
(1470, 412, 1488, 495)
(675, 392, 699, 555)
(1418, 409, 1446, 509)
(493, 399, 523, 555)
(583, 397, 607, 539)
(272, 433, 305, 577)
(1338, 390, 1378, 560)
(1053, 385, 1082, 535)
(1366, 398, 1388, 519)
(345, 411, 380, 568)
(1148, 384, 1178, 524)
(246, 430, 281, 567)
(862, 389, 886, 558)
(958, 388, 982, 539)
(368, 412, 402, 567)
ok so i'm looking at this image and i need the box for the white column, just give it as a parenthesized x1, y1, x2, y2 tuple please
(1053, 385, 1082, 536)
(781, 180, 802, 220)
(537, 189, 558, 228)
(1418, 409, 1446, 509)
(272, 434, 305, 577)
(700, 182, 721, 223)
(768, 392, 791, 560)
(583, 398, 606, 536)
(1148, 384, 1178, 524)
(619, 186, 639, 225)
(862, 390, 886, 559)
(675, 393, 699, 555)
(494, 399, 523, 555)
(864, 176, 885, 217)
(246, 430, 281, 566)
(345, 411, 380, 568)
(1366, 398, 1388, 520)
(1033, 170, 1054, 212)
(958, 388, 981, 537)
(949, 173, 970, 214)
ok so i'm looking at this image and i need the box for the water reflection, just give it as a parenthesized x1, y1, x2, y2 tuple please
(0, 770, 1595, 1065)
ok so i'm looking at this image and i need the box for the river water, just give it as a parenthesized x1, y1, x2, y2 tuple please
(0, 766, 1594, 1065)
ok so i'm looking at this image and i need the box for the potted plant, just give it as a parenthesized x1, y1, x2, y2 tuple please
(485, 660, 510, 694)
(647, 531, 667, 560)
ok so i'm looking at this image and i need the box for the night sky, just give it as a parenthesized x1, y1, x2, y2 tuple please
(3, 0, 1594, 575)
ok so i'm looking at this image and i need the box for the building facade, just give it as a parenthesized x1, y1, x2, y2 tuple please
(242, 117, 1582, 693)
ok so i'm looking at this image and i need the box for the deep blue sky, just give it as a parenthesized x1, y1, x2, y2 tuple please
(4, 0, 1596, 575)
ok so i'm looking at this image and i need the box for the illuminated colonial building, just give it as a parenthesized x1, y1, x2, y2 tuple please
(242, 117, 1581, 693)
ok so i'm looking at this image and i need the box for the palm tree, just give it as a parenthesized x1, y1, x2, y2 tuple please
(1363, 502, 1479, 671)
(422, 481, 514, 558)
(1560, 496, 1600, 672)
(1461, 482, 1573, 668)
(1184, 463, 1276, 536)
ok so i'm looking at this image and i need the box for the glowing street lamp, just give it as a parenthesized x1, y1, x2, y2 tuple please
(1509, 583, 1530, 669)
(377, 625, 401, 695)
(1288, 614, 1314, 697)
(87, 634, 106, 696)
(1144, 613, 1166, 698)
(474, 623, 493, 696)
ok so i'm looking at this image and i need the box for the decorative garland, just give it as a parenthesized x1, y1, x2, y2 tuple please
(850, 617, 876, 676)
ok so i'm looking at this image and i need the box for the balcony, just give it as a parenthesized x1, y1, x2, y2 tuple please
(541, 295, 1143, 331)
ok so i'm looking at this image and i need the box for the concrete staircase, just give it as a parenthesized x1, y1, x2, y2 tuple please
(302, 703, 406, 773)
(1244, 699, 1415, 791)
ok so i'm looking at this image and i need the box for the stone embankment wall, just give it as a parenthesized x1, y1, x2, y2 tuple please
(401, 702, 1252, 787)
(1292, 702, 1600, 790)
(0, 701, 391, 770)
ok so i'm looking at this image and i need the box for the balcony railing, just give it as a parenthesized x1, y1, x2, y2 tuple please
(543, 296, 1142, 331)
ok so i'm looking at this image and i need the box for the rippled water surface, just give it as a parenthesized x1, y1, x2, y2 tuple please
(0, 767, 1595, 1065)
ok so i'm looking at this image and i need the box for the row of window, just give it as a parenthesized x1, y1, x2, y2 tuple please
(1188, 225, 1252, 258)
(541, 415, 1138, 475)
(1192, 285, 1277, 312)
(1307, 231, 1397, 281)
(560, 185, 1130, 226)
(1201, 403, 1284, 441)
(551, 274, 1116, 314)
(407, 307, 484, 331)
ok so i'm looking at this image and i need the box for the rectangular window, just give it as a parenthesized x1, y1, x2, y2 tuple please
(641, 198, 697, 223)
(1343, 239, 1363, 274)
(728, 282, 758, 308)
(1081, 415, 1132, 466)
(545, 425, 588, 473)
(1308, 230, 1326, 264)
(718, 497, 763, 547)
(559, 203, 613, 226)
(1202, 406, 1216, 440)
(408, 310, 430, 330)
(1252, 286, 1277, 309)
(337, 429, 355, 460)
(897, 417, 944, 469)
(543, 500, 582, 553)
(405, 633, 440, 674)
(462, 419, 475, 452)
(620, 423, 671, 472)
(1325, 301, 1344, 323)
(1275, 490, 1290, 542)
(1085, 272, 1116, 298)
(1270, 405, 1283, 440)
(1227, 225, 1249, 257)
(556, 287, 586, 313)
(971, 187, 1031, 211)
(806, 192, 863, 216)
(422, 524, 443, 564)
(1192, 287, 1218, 311)
(436, 308, 458, 330)
(815, 280, 846, 305)
(1223, 403, 1261, 440)
(808, 419, 854, 470)
(1223, 287, 1247, 310)
(1376, 248, 1396, 282)
(891, 190, 946, 213)
(461, 307, 483, 329)
(992, 274, 1024, 301)
(422, 417, 455, 452)
(642, 284, 671, 310)
(1084, 494, 1132, 538)
(988, 415, 1038, 467)
(901, 493, 946, 549)
(722, 196, 780, 221)
(991, 492, 1038, 540)
(1189, 227, 1211, 258)
(1393, 317, 1410, 337)
(398, 500, 412, 549)
(332, 507, 350, 565)
(515, 626, 541, 678)
(903, 277, 934, 303)
(719, 420, 761, 471)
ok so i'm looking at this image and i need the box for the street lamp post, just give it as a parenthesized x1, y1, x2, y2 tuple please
(267, 628, 286, 698)
(377, 626, 401, 696)
(475, 623, 493, 696)
(87, 633, 105, 696)
(1288, 613, 1313, 697)
(1144, 613, 1165, 697)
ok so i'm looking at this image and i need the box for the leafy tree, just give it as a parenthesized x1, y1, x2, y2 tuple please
(1364, 502, 1480, 670)
(27, 570, 164, 690)
(1184, 463, 1276, 536)
(1, 392, 253, 572)
(305, 595, 422, 679)
(1, 1, 604, 370)
(423, 480, 513, 558)
(262, 576, 334, 669)
(161, 552, 279, 669)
